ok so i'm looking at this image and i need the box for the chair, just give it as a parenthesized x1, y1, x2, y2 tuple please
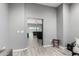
(67, 41, 79, 56)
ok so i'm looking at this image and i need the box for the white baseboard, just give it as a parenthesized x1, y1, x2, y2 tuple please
(43, 45, 66, 49)
(13, 48, 28, 52)
(43, 45, 53, 47)
(59, 46, 66, 49)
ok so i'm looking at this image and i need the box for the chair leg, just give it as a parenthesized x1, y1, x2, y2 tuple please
(72, 52, 74, 56)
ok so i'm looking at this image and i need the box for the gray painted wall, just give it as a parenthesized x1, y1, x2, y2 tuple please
(1, 3, 77, 49)
(57, 5, 63, 46)
(57, 4, 70, 47)
(61, 3, 79, 46)
(0, 3, 9, 49)
(8, 3, 27, 49)
(69, 4, 79, 43)
(25, 3, 57, 46)
(63, 4, 70, 46)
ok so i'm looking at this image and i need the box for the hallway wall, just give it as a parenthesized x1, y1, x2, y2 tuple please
(0, 3, 57, 49)
(57, 4, 70, 47)
(63, 4, 70, 46)
(57, 4, 63, 46)
(0, 3, 77, 49)
(69, 4, 79, 43)
(8, 3, 27, 49)
(0, 3, 9, 48)
(25, 3, 57, 46)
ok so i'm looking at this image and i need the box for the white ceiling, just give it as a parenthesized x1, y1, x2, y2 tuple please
(38, 3, 61, 7)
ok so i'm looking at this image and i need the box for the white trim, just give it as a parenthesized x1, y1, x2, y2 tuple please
(59, 46, 66, 49)
(13, 48, 28, 52)
(43, 45, 53, 47)
(43, 45, 66, 49)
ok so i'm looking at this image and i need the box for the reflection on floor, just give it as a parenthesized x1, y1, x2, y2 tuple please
(13, 36, 72, 56)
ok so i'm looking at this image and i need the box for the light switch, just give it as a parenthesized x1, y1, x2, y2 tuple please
(21, 30, 24, 34)
(17, 30, 20, 33)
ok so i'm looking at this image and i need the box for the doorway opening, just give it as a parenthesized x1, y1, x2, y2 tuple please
(27, 17, 43, 46)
